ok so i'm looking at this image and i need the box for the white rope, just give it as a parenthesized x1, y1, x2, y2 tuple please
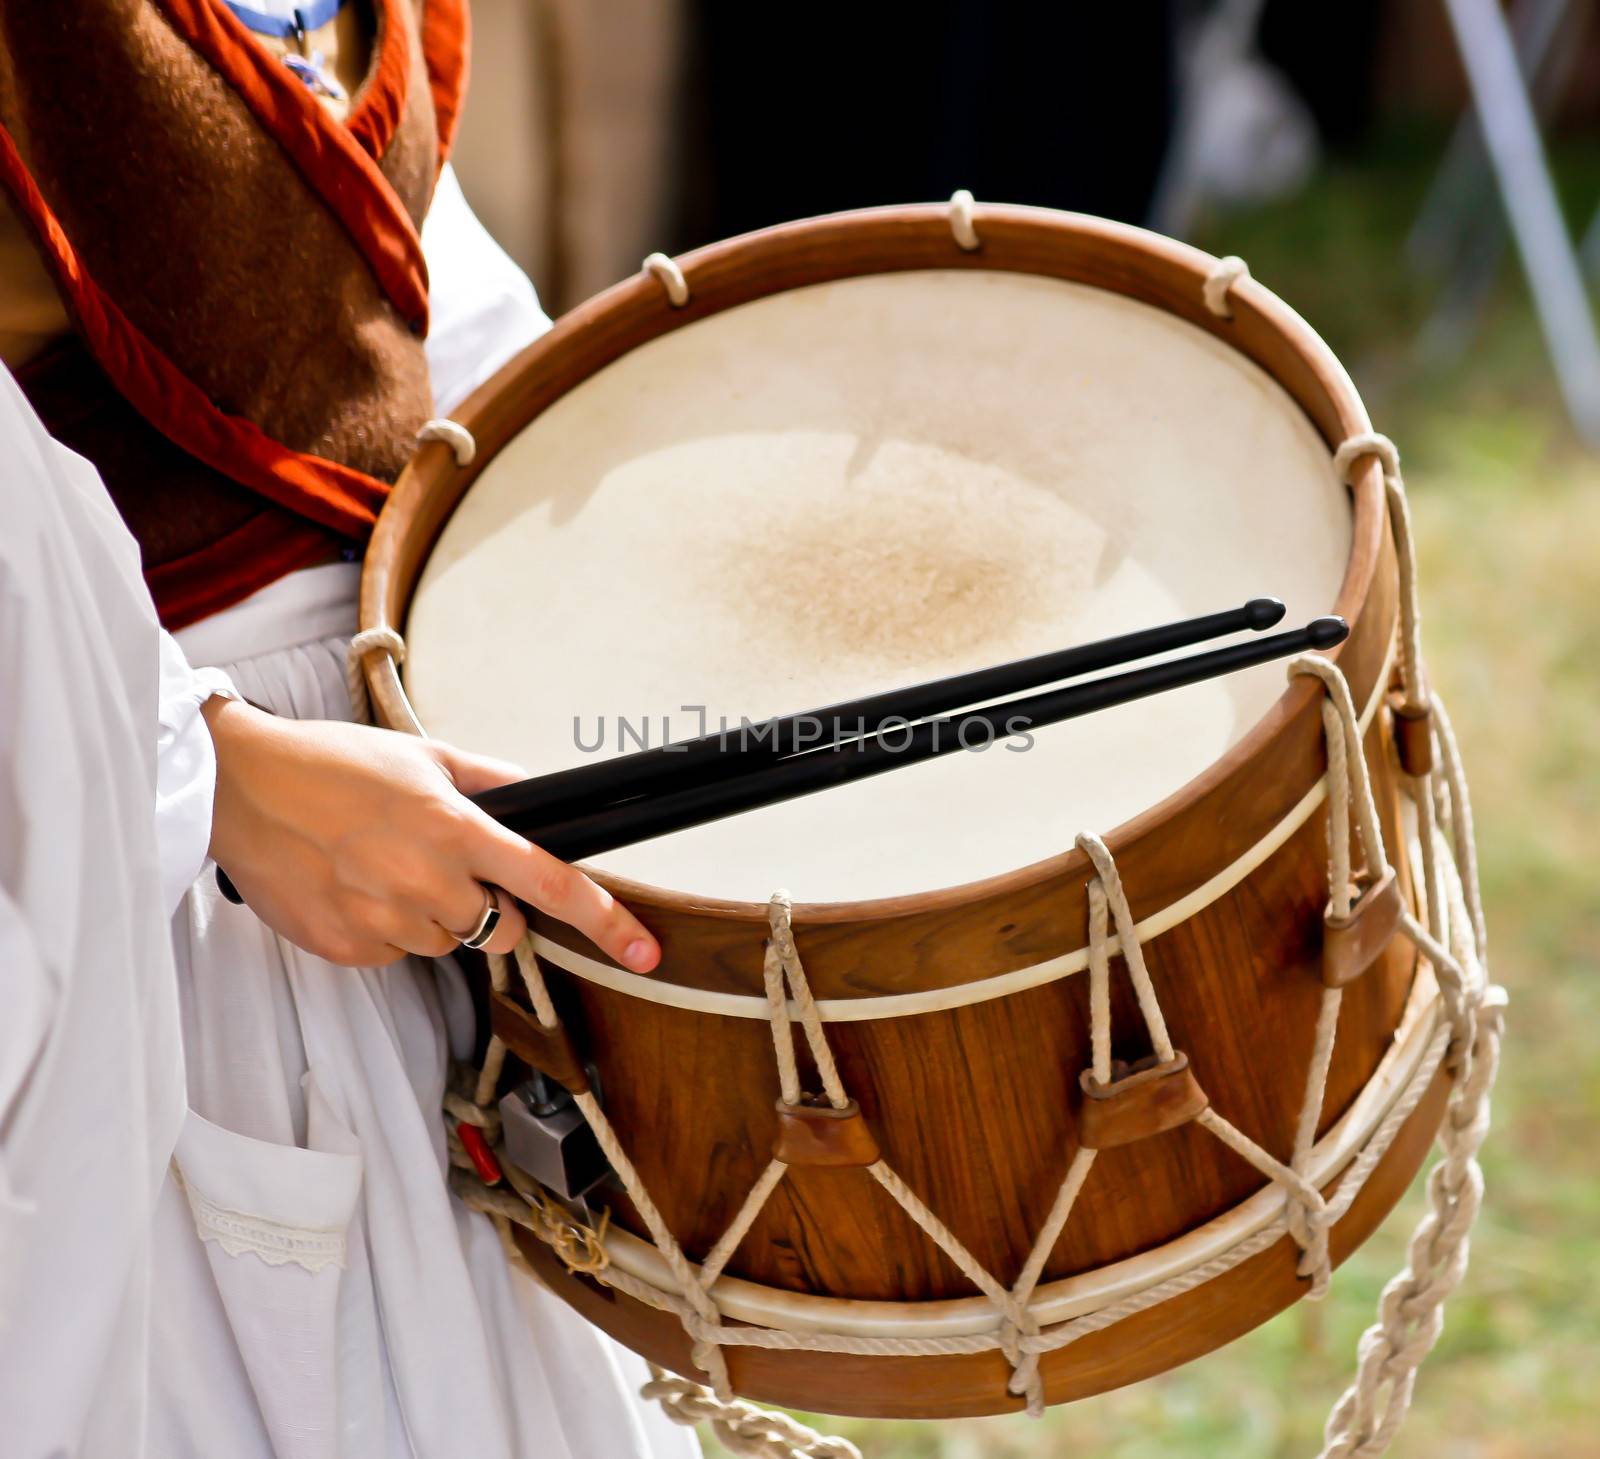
(1001, 1145, 1096, 1412)
(471, 954, 517, 1107)
(765, 893, 850, 1109)
(1431, 695, 1487, 965)
(642, 1366, 862, 1459)
(1399, 909, 1474, 1051)
(1292, 983, 1342, 1297)
(1023, 1012, 1450, 1369)
(531, 996, 729, 1382)
(1086, 880, 1114, 1082)
(1334, 433, 1426, 715)
(1195, 1108, 1328, 1217)
(1416, 750, 1449, 946)
(700, 1161, 787, 1291)
(864, 1162, 1013, 1309)
(504, 943, 738, 1391)
(1319, 987, 1504, 1459)
(1072, 827, 1334, 1374)
(1290, 656, 1392, 881)
(416, 417, 476, 465)
(643, 251, 690, 307)
(1203, 254, 1250, 318)
(1283, 660, 1391, 1294)
(949, 189, 980, 251)
(1309, 426, 1501, 1455)
(1323, 701, 1357, 918)
(345, 625, 405, 723)
(1074, 832, 1176, 1061)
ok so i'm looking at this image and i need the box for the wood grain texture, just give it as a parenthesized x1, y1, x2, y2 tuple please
(362, 203, 1445, 1411)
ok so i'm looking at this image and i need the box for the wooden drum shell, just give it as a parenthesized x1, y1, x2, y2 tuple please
(362, 205, 1441, 1417)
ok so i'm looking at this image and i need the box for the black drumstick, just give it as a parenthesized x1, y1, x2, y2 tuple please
(491, 616, 1348, 863)
(471, 597, 1287, 827)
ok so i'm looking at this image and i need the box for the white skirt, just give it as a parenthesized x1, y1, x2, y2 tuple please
(160, 564, 698, 1459)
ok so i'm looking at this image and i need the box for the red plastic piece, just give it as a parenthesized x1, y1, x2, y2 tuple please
(457, 1121, 503, 1186)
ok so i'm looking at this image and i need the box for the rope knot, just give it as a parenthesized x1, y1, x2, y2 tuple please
(442, 1090, 500, 1137)
(1333, 431, 1401, 487)
(1291, 1198, 1333, 1298)
(643, 251, 690, 307)
(346, 626, 407, 723)
(766, 889, 798, 960)
(999, 1299, 1046, 1412)
(416, 417, 476, 466)
(1203, 254, 1250, 318)
(349, 624, 406, 666)
(949, 189, 980, 251)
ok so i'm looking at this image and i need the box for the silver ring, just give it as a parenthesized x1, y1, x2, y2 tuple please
(458, 884, 503, 950)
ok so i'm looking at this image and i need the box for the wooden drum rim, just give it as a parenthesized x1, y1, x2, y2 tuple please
(361, 202, 1394, 994)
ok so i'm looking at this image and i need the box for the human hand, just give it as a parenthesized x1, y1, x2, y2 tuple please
(203, 698, 661, 972)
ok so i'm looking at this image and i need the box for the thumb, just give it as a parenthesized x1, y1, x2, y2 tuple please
(430, 739, 530, 798)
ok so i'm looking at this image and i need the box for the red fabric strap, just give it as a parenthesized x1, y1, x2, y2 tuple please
(0, 122, 391, 541)
(344, 0, 411, 163)
(419, 0, 470, 166)
(152, 0, 430, 333)
(149, 510, 344, 630)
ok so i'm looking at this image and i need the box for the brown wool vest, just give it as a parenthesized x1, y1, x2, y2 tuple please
(0, 0, 468, 627)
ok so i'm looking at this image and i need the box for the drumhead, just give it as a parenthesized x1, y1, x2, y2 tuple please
(405, 269, 1351, 902)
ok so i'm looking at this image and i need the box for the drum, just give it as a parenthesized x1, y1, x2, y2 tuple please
(359, 201, 1495, 1422)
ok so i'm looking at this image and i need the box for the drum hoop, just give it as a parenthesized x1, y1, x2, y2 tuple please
(362, 202, 1391, 945)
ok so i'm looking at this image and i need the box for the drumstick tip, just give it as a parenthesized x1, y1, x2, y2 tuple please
(1306, 615, 1350, 649)
(1245, 597, 1288, 630)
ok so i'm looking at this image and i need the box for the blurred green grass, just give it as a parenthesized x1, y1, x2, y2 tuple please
(705, 131, 1600, 1457)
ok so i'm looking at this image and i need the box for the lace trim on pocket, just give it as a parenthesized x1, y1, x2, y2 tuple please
(172, 1163, 347, 1272)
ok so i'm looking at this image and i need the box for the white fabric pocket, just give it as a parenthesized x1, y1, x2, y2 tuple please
(175, 1105, 359, 1273)
(172, 1100, 364, 1459)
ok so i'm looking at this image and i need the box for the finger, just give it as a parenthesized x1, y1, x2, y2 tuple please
(327, 890, 445, 964)
(466, 815, 660, 973)
(478, 886, 527, 957)
(396, 918, 461, 960)
(429, 739, 530, 798)
(437, 877, 502, 943)
(435, 881, 526, 959)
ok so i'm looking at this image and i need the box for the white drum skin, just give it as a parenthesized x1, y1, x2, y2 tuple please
(405, 269, 1351, 901)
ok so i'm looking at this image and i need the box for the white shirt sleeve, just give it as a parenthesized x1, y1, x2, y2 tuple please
(0, 367, 189, 1455)
(422, 163, 552, 416)
(155, 632, 234, 915)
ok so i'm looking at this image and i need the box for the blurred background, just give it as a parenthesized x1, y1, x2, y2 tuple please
(451, 1, 1598, 1454)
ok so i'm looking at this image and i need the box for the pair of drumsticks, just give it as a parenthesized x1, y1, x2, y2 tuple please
(472, 599, 1347, 862)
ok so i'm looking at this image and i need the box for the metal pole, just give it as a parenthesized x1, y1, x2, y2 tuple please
(1407, 0, 1570, 274)
(1442, 0, 1600, 444)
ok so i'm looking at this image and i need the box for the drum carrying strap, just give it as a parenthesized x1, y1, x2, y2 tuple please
(1306, 433, 1504, 1459)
